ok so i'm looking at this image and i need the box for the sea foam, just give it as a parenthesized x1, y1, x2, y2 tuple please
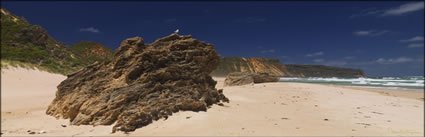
(280, 76, 424, 91)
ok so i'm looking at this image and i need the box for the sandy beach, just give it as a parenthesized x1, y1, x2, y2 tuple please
(1, 67, 424, 136)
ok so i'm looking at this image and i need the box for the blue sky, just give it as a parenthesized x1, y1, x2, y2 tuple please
(2, 1, 424, 77)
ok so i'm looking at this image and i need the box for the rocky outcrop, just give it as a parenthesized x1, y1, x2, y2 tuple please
(224, 72, 254, 86)
(46, 34, 229, 133)
(224, 72, 279, 86)
(212, 57, 366, 78)
(251, 72, 280, 83)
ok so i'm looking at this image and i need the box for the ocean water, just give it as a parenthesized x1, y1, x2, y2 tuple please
(279, 76, 424, 91)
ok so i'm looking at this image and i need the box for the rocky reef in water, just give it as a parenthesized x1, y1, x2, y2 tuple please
(46, 34, 229, 133)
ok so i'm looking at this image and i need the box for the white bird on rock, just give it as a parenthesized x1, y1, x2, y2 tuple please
(174, 29, 179, 33)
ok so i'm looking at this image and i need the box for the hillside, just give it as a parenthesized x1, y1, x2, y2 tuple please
(1, 8, 111, 74)
(212, 57, 366, 78)
(1, 8, 365, 77)
(70, 41, 113, 66)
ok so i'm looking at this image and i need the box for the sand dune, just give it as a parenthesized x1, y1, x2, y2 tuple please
(1, 68, 423, 136)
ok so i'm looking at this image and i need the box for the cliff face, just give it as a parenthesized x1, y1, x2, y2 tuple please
(212, 57, 366, 78)
(211, 57, 295, 77)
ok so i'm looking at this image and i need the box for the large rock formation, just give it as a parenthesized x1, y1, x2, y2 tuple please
(46, 34, 229, 133)
(224, 72, 279, 86)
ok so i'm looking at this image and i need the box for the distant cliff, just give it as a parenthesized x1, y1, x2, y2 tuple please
(212, 57, 366, 78)
(211, 57, 296, 77)
(285, 64, 366, 78)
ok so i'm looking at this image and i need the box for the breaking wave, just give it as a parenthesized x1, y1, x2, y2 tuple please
(279, 76, 424, 91)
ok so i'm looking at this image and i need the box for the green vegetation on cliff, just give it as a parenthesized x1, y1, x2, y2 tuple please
(1, 8, 112, 75)
(70, 40, 114, 66)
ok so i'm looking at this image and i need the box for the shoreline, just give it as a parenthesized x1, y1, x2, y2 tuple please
(345, 85, 424, 92)
(335, 85, 424, 101)
(278, 76, 424, 92)
(275, 81, 424, 101)
(1, 68, 424, 136)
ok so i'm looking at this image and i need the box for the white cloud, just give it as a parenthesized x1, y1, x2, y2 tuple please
(313, 59, 325, 63)
(408, 43, 424, 48)
(354, 30, 372, 36)
(350, 8, 383, 18)
(354, 30, 389, 37)
(400, 36, 424, 42)
(351, 2, 424, 18)
(383, 2, 424, 16)
(351, 57, 420, 65)
(306, 51, 324, 57)
(79, 27, 100, 33)
(260, 49, 275, 53)
(376, 57, 414, 64)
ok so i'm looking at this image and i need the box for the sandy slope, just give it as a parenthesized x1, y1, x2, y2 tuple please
(1, 68, 423, 136)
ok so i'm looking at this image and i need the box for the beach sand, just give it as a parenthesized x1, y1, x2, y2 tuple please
(1, 68, 423, 136)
